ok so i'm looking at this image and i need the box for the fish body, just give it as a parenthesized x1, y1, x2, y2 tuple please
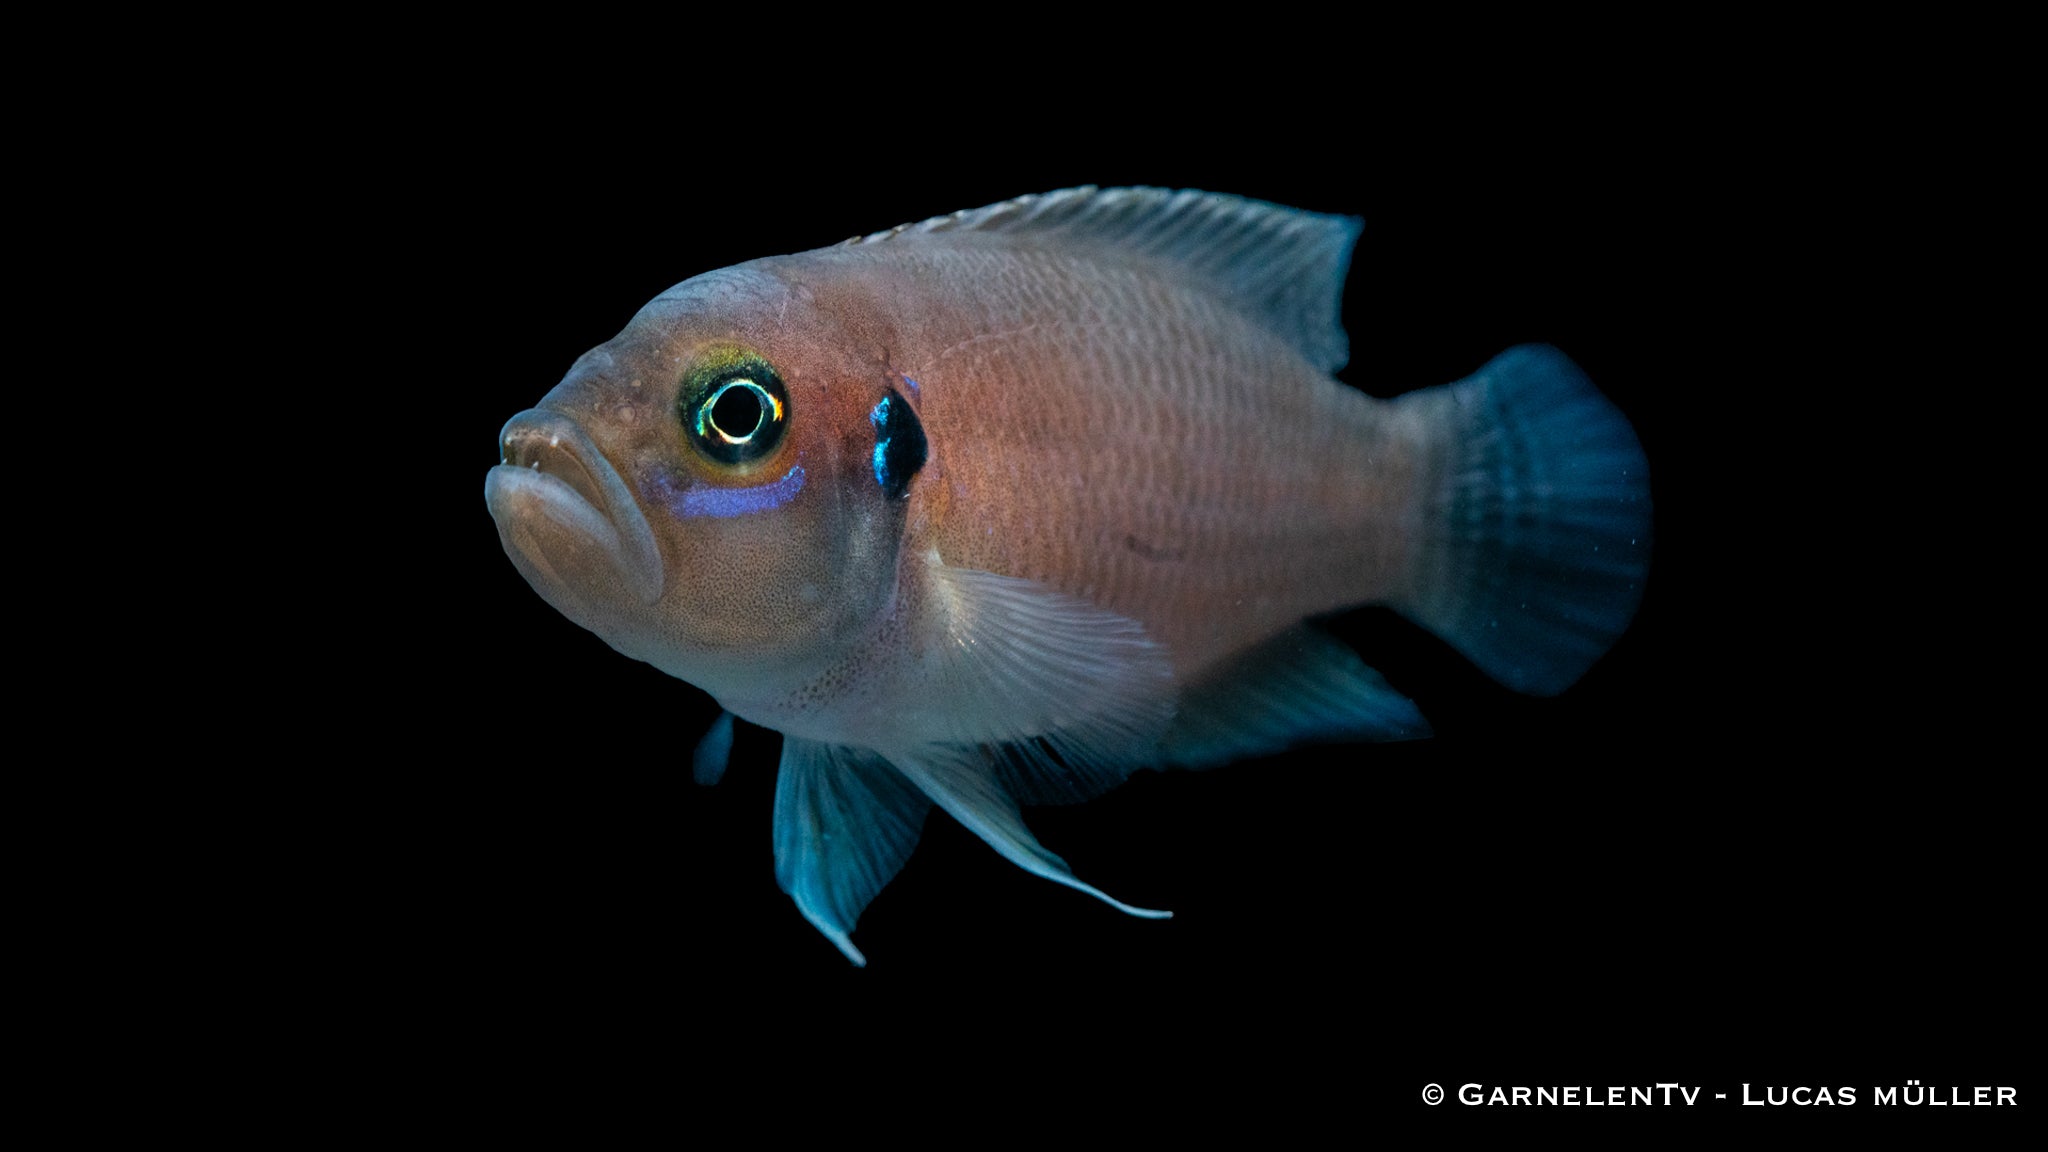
(486, 188, 1650, 963)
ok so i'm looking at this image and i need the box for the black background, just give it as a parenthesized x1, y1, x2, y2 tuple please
(346, 90, 2024, 1128)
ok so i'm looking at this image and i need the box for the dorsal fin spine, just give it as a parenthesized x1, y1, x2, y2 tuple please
(846, 186, 1362, 372)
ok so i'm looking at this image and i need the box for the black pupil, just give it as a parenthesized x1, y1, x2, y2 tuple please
(711, 384, 763, 440)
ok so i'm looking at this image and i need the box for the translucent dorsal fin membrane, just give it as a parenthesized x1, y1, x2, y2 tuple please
(850, 186, 1361, 372)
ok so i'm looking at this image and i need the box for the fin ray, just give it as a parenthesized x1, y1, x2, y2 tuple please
(1163, 628, 1430, 769)
(691, 710, 734, 786)
(1399, 345, 1652, 695)
(894, 745, 1169, 920)
(911, 561, 1177, 803)
(853, 187, 1360, 371)
(773, 738, 933, 965)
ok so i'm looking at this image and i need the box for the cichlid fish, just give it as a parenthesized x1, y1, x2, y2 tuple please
(485, 187, 1650, 964)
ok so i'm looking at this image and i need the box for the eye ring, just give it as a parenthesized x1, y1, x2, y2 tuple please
(680, 355, 789, 466)
(700, 379, 783, 446)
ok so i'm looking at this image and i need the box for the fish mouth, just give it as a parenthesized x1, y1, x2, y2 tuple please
(486, 409, 664, 607)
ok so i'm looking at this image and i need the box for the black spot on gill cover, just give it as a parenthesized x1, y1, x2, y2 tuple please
(870, 389, 926, 501)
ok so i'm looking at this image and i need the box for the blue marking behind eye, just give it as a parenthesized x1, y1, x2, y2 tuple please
(901, 375, 921, 399)
(655, 464, 806, 519)
(868, 391, 925, 500)
(870, 397, 894, 490)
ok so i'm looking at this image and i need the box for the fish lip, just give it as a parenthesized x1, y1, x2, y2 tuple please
(487, 409, 664, 605)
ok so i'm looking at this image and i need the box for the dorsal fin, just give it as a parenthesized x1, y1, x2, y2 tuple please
(847, 186, 1362, 372)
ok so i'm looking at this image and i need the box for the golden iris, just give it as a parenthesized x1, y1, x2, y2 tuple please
(682, 353, 788, 466)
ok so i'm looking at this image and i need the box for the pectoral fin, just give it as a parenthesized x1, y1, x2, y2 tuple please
(914, 561, 1177, 804)
(773, 738, 933, 965)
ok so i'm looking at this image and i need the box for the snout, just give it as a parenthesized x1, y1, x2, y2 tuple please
(487, 409, 664, 607)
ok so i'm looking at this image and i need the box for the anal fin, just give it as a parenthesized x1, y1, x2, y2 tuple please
(1161, 627, 1430, 770)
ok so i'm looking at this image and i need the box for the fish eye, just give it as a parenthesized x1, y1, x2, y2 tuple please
(681, 355, 788, 466)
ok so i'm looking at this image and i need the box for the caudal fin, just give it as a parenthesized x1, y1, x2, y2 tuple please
(1397, 345, 1651, 696)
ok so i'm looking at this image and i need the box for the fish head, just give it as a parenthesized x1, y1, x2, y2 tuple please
(485, 261, 912, 705)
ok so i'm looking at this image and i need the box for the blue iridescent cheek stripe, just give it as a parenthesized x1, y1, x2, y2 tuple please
(653, 464, 807, 519)
(901, 375, 921, 399)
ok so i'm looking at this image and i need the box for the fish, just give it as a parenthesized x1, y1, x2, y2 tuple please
(485, 186, 1651, 965)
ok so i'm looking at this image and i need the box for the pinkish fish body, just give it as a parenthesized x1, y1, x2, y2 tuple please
(485, 187, 1650, 963)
